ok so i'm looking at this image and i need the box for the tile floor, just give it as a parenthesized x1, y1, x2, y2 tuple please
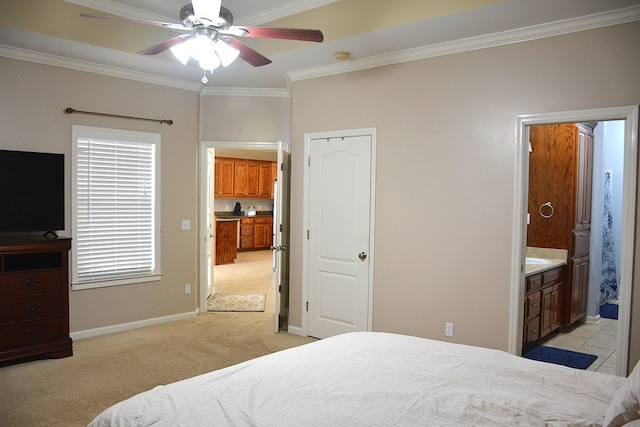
(543, 317, 618, 375)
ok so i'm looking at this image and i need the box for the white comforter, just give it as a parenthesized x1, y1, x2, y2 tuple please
(88, 332, 623, 426)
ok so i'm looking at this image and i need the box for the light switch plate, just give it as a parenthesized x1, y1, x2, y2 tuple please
(181, 219, 191, 230)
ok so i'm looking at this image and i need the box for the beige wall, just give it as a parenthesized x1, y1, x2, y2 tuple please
(290, 22, 640, 368)
(199, 95, 291, 143)
(0, 57, 200, 332)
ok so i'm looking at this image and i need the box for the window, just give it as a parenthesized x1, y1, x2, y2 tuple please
(72, 126, 161, 290)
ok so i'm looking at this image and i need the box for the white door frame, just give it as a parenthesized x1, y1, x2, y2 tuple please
(198, 140, 286, 317)
(510, 105, 638, 376)
(301, 128, 377, 336)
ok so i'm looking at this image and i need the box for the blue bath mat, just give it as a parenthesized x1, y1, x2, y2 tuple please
(600, 303, 618, 320)
(523, 346, 597, 370)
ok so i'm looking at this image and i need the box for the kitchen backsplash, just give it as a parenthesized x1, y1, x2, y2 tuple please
(213, 198, 274, 213)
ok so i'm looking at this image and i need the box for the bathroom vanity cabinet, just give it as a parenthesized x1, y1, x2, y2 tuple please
(524, 266, 564, 349)
(527, 123, 593, 328)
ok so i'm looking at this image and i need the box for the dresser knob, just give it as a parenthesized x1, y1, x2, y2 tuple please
(26, 328, 42, 337)
(26, 304, 41, 312)
(25, 279, 41, 288)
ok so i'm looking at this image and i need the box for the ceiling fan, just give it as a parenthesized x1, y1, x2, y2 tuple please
(80, 0, 324, 83)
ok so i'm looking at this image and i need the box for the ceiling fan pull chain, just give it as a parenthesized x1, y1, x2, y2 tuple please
(202, 69, 209, 84)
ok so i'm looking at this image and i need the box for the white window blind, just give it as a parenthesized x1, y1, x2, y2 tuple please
(72, 126, 161, 289)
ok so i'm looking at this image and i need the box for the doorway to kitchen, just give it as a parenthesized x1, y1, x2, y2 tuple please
(511, 106, 638, 377)
(199, 141, 289, 333)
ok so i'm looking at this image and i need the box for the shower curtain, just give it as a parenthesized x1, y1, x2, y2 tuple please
(600, 170, 618, 304)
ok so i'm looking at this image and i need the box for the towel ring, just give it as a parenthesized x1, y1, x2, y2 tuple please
(539, 201, 554, 219)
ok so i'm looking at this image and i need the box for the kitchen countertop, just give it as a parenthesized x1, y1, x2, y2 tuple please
(215, 211, 273, 219)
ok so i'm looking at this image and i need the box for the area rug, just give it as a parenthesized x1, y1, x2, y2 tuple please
(523, 346, 597, 370)
(600, 303, 619, 320)
(207, 294, 265, 312)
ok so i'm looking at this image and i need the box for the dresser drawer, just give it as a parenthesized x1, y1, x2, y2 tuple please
(0, 294, 63, 323)
(0, 317, 66, 349)
(254, 217, 267, 224)
(0, 270, 63, 298)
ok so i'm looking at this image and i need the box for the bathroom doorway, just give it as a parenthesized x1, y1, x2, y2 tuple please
(511, 106, 638, 377)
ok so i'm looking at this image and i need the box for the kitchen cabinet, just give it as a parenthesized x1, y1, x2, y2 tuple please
(214, 158, 234, 197)
(258, 162, 272, 198)
(240, 217, 254, 249)
(239, 216, 273, 250)
(214, 157, 276, 199)
(523, 266, 564, 349)
(527, 123, 593, 328)
(234, 160, 260, 197)
(215, 220, 238, 265)
(0, 237, 73, 363)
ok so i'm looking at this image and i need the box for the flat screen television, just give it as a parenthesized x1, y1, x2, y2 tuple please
(0, 149, 65, 235)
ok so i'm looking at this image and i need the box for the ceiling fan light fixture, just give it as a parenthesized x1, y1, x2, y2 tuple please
(214, 39, 240, 67)
(170, 39, 193, 65)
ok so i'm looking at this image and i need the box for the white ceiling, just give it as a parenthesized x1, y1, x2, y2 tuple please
(1, 0, 639, 93)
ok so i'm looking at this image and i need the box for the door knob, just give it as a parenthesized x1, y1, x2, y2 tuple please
(358, 252, 367, 261)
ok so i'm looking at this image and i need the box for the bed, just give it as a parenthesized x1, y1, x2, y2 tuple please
(88, 332, 640, 427)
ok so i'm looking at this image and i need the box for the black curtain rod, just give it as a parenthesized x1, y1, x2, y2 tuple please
(64, 107, 173, 125)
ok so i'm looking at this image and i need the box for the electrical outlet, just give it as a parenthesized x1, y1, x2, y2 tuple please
(181, 219, 191, 230)
(184, 283, 191, 294)
(445, 322, 454, 337)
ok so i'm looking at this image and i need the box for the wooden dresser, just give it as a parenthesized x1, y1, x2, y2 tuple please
(0, 237, 72, 363)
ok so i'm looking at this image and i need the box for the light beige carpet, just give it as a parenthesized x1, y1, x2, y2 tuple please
(208, 293, 266, 312)
(0, 312, 316, 427)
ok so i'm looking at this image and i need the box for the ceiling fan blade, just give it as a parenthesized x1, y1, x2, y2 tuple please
(220, 36, 271, 67)
(225, 26, 324, 42)
(138, 34, 193, 55)
(80, 13, 190, 31)
(191, 0, 221, 20)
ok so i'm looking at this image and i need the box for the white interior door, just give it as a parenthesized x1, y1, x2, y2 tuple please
(306, 132, 374, 339)
(206, 149, 214, 299)
(272, 142, 287, 332)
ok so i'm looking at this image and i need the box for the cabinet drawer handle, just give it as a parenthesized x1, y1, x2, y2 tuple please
(26, 328, 42, 337)
(25, 303, 41, 312)
(25, 279, 41, 288)
(531, 330, 538, 334)
(532, 303, 539, 307)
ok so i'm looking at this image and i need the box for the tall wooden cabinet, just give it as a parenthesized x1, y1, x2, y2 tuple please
(527, 123, 594, 327)
(0, 237, 73, 363)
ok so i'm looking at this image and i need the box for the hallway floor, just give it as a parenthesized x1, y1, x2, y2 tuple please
(543, 317, 618, 375)
(213, 249, 275, 314)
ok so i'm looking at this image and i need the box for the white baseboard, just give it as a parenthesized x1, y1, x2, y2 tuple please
(70, 309, 199, 340)
(586, 314, 602, 324)
(287, 325, 305, 336)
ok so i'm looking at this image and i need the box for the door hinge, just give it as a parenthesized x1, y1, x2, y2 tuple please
(280, 162, 283, 171)
(306, 301, 309, 312)
(279, 224, 283, 232)
(307, 229, 310, 240)
(278, 285, 282, 293)
(308, 157, 310, 167)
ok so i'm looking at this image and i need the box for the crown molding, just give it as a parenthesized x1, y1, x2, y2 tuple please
(200, 87, 290, 97)
(289, 4, 640, 82)
(0, 44, 201, 92)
